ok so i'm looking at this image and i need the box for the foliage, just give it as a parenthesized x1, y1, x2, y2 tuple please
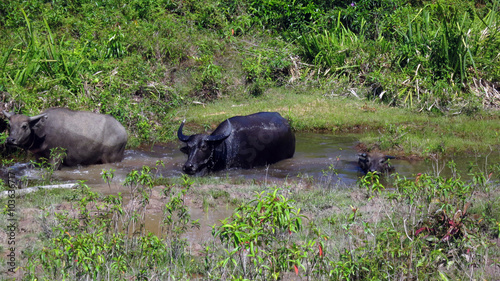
(0, 1, 499, 278)
(358, 171, 385, 198)
(212, 188, 306, 279)
(336, 0, 408, 40)
(383, 169, 492, 276)
(241, 39, 296, 91)
(0, 165, 497, 279)
(246, 0, 326, 38)
(298, 14, 364, 73)
(30, 147, 67, 184)
(0, 0, 499, 147)
(22, 166, 200, 279)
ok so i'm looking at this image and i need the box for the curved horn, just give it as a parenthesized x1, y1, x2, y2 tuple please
(2, 110, 13, 119)
(29, 113, 47, 122)
(177, 120, 190, 142)
(207, 119, 232, 142)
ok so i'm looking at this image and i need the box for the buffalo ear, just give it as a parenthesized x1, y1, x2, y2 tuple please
(180, 146, 189, 154)
(358, 153, 368, 163)
(31, 114, 48, 138)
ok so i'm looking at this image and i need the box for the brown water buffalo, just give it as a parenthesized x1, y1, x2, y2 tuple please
(178, 112, 295, 176)
(358, 152, 395, 174)
(3, 108, 127, 166)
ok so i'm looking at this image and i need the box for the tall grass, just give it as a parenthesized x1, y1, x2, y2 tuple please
(298, 11, 363, 74)
(296, 2, 499, 109)
(395, 3, 478, 83)
(2, 9, 89, 94)
(391, 2, 499, 108)
(0, 0, 499, 146)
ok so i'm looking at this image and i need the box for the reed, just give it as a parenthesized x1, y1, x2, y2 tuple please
(298, 11, 363, 73)
(3, 9, 88, 94)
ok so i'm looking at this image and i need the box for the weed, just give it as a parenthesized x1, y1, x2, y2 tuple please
(30, 147, 67, 184)
(213, 188, 305, 279)
(358, 171, 385, 199)
(21, 166, 201, 279)
(378, 123, 408, 151)
(101, 168, 115, 191)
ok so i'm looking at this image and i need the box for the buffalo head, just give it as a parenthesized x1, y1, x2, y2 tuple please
(3, 111, 47, 148)
(358, 152, 395, 174)
(178, 120, 232, 175)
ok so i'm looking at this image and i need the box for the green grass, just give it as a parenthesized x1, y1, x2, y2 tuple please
(1, 0, 499, 157)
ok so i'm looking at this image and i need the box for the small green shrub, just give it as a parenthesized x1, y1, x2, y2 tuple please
(213, 188, 305, 279)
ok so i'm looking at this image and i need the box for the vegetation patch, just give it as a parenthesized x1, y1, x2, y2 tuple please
(0, 1, 500, 278)
(0, 163, 499, 279)
(1, 0, 499, 159)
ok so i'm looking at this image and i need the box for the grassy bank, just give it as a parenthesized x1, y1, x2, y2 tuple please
(1, 0, 500, 159)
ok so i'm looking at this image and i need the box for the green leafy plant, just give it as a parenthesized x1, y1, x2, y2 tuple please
(31, 147, 67, 184)
(105, 26, 126, 59)
(213, 188, 305, 279)
(378, 123, 408, 151)
(196, 61, 225, 101)
(298, 11, 363, 79)
(23, 167, 202, 279)
(359, 171, 385, 198)
(101, 168, 115, 191)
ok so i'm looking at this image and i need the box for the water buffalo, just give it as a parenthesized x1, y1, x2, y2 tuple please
(178, 112, 295, 175)
(3, 108, 127, 167)
(358, 152, 395, 174)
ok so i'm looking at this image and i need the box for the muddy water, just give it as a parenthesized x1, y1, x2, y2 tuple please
(7, 132, 499, 239)
(18, 132, 493, 186)
(141, 206, 235, 253)
(41, 133, 365, 185)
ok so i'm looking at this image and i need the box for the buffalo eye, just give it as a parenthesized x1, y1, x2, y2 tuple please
(21, 123, 28, 130)
(200, 143, 208, 151)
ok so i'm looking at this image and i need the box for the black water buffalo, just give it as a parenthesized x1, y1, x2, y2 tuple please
(3, 108, 127, 166)
(358, 152, 395, 174)
(178, 112, 295, 175)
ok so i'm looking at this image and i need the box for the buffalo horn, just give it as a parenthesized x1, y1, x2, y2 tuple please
(2, 110, 13, 119)
(29, 113, 47, 122)
(207, 119, 232, 142)
(177, 120, 190, 142)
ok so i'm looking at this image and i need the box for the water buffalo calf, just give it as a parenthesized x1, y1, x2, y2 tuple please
(178, 112, 295, 175)
(358, 152, 395, 174)
(3, 108, 127, 166)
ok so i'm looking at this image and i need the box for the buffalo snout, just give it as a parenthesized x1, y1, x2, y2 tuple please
(183, 162, 197, 175)
(5, 137, 17, 145)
